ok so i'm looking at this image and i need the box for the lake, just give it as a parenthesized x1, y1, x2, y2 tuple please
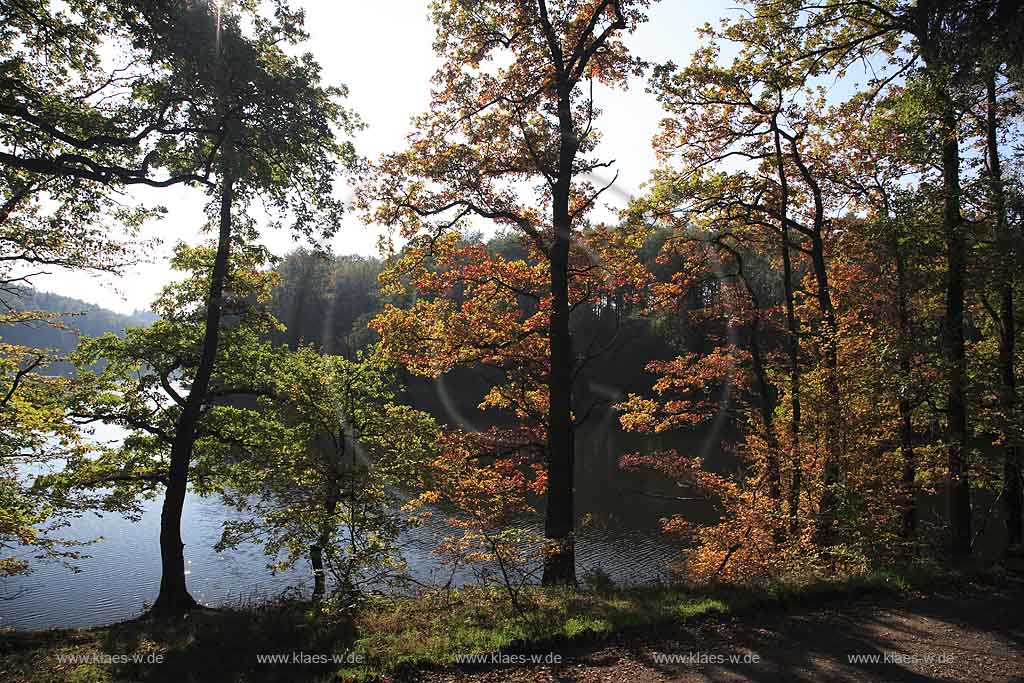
(0, 420, 725, 631)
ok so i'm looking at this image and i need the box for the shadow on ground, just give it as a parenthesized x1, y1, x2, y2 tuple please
(393, 579, 1024, 683)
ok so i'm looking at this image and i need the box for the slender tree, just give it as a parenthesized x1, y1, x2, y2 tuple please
(35, 0, 358, 614)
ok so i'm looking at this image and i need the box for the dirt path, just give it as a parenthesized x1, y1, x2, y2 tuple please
(394, 581, 1024, 683)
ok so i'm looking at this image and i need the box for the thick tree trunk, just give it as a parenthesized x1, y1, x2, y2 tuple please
(150, 138, 235, 616)
(940, 105, 972, 558)
(542, 80, 577, 587)
(543, 179, 576, 587)
(986, 74, 1022, 549)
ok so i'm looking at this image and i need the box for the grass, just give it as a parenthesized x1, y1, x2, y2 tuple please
(1, 559, 1017, 683)
(352, 557, 1013, 674)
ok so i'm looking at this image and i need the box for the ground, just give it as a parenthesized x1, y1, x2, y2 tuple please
(2, 571, 1022, 682)
(393, 581, 1024, 683)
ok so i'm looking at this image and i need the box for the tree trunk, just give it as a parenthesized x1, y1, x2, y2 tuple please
(773, 126, 802, 536)
(986, 73, 1021, 549)
(150, 135, 235, 616)
(915, 0, 973, 560)
(542, 83, 577, 587)
(809, 230, 841, 549)
(310, 489, 338, 601)
(310, 542, 326, 600)
(941, 104, 972, 558)
(543, 192, 576, 586)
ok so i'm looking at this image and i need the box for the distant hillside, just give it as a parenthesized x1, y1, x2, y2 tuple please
(0, 289, 156, 356)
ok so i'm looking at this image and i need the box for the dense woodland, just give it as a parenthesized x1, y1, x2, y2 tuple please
(2, 0, 1024, 628)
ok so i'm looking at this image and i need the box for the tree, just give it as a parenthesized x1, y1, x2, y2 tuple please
(131, 0, 356, 614)
(633, 0, 1024, 565)
(42, 238, 282, 592)
(269, 250, 385, 356)
(977, 67, 1023, 551)
(0, 339, 91, 578)
(618, 0, 1024, 574)
(643, 13, 853, 547)
(754, 0, 1024, 558)
(0, 0, 180, 578)
(360, 0, 653, 587)
(0, 0, 233, 190)
(215, 347, 438, 602)
(370, 223, 645, 586)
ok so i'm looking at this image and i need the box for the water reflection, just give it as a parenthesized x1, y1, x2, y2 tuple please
(1, 423, 719, 631)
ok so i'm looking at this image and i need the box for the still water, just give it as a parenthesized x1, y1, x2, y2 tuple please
(1, 422, 723, 631)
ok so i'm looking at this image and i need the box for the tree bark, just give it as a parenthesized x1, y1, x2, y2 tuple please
(150, 132, 235, 616)
(809, 228, 842, 549)
(773, 126, 802, 536)
(542, 81, 577, 587)
(940, 104, 972, 558)
(310, 542, 326, 600)
(543, 239, 575, 586)
(914, 0, 973, 560)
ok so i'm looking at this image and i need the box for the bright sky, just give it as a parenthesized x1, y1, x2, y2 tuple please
(43, 0, 735, 314)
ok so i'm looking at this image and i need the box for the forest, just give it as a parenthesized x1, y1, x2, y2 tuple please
(2, 1, 1023, 681)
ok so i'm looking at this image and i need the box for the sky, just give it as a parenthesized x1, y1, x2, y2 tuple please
(43, 0, 736, 314)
